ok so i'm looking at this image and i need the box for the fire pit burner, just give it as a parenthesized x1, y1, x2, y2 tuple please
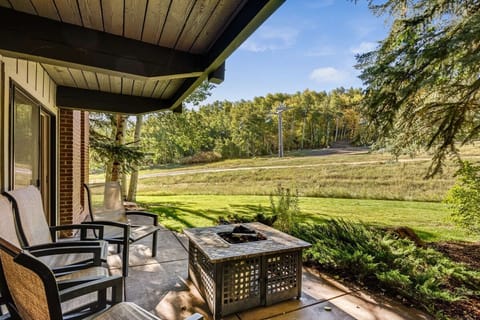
(217, 224, 267, 243)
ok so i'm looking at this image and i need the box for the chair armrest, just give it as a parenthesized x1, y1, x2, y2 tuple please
(57, 275, 111, 290)
(83, 220, 129, 228)
(27, 245, 102, 256)
(27, 245, 102, 269)
(59, 275, 123, 304)
(49, 224, 104, 241)
(57, 275, 107, 290)
(83, 221, 131, 244)
(126, 211, 158, 226)
(25, 241, 104, 251)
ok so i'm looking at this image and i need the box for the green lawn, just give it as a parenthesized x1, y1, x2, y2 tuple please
(90, 146, 480, 243)
(137, 195, 475, 242)
(108, 149, 480, 202)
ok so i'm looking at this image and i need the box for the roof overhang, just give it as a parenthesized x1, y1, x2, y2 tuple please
(0, 0, 285, 114)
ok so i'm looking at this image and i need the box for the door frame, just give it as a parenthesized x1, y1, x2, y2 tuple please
(9, 81, 57, 226)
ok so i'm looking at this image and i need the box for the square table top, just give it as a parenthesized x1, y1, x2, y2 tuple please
(184, 222, 311, 263)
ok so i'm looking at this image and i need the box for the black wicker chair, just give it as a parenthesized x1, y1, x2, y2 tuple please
(0, 237, 204, 320)
(0, 237, 123, 320)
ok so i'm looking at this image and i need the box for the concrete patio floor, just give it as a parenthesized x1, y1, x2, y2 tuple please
(107, 226, 432, 320)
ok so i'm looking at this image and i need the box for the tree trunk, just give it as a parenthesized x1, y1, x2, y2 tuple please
(120, 121, 127, 197)
(105, 162, 112, 182)
(326, 119, 330, 147)
(111, 114, 126, 182)
(127, 115, 143, 201)
(301, 113, 306, 149)
(334, 117, 339, 142)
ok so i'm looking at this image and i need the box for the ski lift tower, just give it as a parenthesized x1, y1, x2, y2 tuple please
(275, 103, 288, 157)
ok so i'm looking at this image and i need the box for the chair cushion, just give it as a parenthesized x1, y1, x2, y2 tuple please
(39, 251, 98, 269)
(54, 239, 109, 261)
(0, 196, 21, 247)
(6, 186, 52, 246)
(88, 302, 161, 320)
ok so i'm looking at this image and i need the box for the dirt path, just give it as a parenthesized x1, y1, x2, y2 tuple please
(139, 148, 437, 179)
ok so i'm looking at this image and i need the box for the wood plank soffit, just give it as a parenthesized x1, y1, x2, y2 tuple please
(0, 7, 206, 79)
(1, 1, 285, 114)
(168, 0, 286, 111)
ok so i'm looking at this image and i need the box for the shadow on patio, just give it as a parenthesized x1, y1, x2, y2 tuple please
(107, 224, 432, 320)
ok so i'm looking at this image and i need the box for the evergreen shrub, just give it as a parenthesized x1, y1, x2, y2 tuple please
(293, 219, 480, 313)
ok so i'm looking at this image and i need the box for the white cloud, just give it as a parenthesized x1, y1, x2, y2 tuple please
(309, 67, 348, 84)
(350, 41, 377, 55)
(241, 26, 299, 52)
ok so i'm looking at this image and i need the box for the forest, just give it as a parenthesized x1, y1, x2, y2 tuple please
(89, 87, 367, 173)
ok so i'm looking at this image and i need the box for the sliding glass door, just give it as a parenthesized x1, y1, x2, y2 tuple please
(11, 86, 53, 221)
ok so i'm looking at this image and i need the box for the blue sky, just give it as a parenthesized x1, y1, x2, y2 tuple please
(204, 0, 390, 104)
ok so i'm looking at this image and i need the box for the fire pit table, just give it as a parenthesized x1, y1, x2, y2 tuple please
(184, 222, 311, 319)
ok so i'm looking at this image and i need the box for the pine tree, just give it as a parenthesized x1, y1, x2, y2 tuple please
(357, 0, 480, 176)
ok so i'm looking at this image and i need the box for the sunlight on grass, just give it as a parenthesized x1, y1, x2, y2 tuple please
(137, 195, 475, 242)
(90, 147, 480, 243)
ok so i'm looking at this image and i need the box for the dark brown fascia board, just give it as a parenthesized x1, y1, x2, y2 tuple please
(208, 63, 225, 85)
(0, 7, 205, 80)
(168, 0, 286, 111)
(57, 86, 171, 115)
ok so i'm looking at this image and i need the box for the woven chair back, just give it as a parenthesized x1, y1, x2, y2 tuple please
(0, 238, 61, 320)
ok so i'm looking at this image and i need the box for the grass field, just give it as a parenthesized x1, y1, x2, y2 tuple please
(137, 195, 476, 242)
(132, 150, 480, 202)
(92, 146, 480, 243)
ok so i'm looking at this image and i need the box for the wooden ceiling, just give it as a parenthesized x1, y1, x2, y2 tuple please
(0, 0, 285, 114)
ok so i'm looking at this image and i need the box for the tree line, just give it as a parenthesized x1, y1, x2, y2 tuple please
(89, 87, 367, 199)
(141, 87, 365, 165)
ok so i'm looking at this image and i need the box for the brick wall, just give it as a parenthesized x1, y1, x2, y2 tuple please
(81, 110, 89, 209)
(59, 108, 89, 228)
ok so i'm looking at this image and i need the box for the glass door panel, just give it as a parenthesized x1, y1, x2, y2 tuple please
(12, 87, 53, 222)
(13, 91, 39, 188)
(40, 111, 51, 218)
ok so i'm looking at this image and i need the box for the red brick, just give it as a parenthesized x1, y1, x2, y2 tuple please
(59, 109, 90, 226)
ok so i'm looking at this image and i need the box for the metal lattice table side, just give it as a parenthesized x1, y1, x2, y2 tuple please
(185, 223, 311, 319)
(266, 250, 301, 305)
(189, 243, 215, 312)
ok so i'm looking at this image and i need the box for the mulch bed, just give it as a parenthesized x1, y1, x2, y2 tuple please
(430, 241, 480, 270)
(428, 241, 480, 320)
